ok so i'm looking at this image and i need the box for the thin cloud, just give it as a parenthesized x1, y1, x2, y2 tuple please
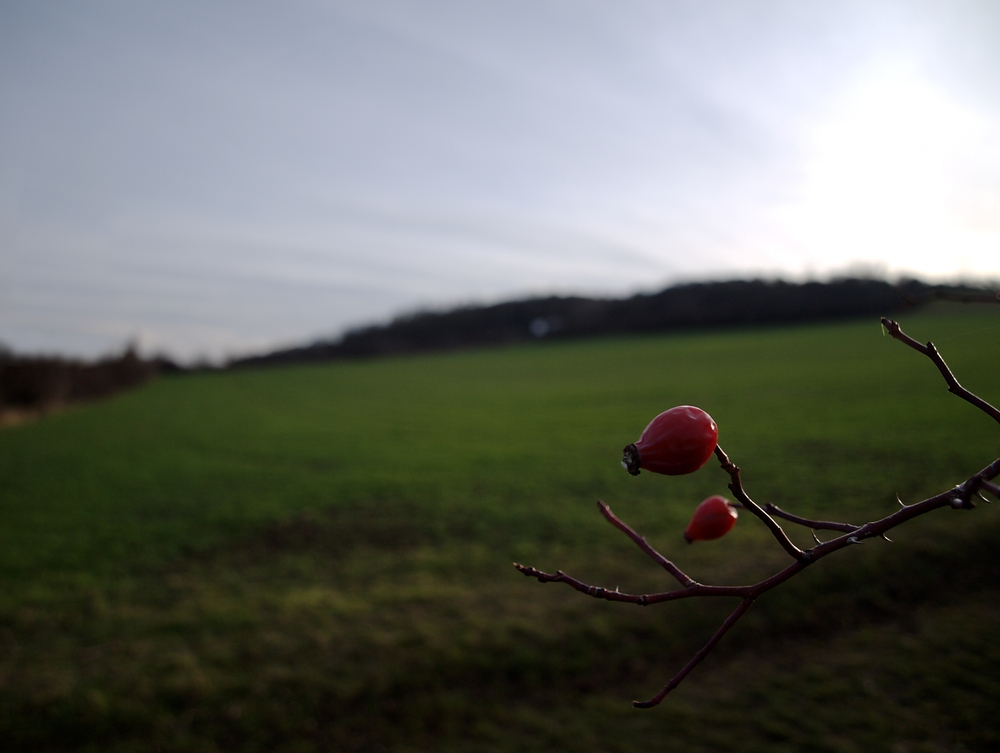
(2, 0, 999, 360)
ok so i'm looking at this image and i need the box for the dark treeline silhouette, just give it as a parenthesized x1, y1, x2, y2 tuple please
(232, 277, 989, 368)
(3, 279, 992, 412)
(0, 345, 160, 413)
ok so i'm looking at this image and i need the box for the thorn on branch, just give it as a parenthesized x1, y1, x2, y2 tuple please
(847, 536, 864, 545)
(980, 480, 1000, 500)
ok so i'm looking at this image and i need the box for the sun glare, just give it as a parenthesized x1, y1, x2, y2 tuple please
(772, 60, 1000, 278)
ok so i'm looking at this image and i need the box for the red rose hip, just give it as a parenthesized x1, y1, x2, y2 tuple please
(622, 405, 718, 476)
(684, 495, 738, 543)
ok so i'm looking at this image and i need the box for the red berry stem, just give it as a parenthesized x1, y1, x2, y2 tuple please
(713, 445, 808, 561)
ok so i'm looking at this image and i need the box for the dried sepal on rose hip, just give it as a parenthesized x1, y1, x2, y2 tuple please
(622, 405, 718, 476)
(684, 495, 738, 543)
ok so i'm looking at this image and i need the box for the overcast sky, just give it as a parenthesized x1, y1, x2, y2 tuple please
(2, 1, 999, 361)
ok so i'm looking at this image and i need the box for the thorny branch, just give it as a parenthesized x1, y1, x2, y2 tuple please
(514, 318, 1000, 708)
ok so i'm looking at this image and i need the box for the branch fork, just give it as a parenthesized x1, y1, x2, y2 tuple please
(515, 318, 1000, 707)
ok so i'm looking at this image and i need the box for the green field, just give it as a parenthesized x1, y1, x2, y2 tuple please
(2, 305, 999, 752)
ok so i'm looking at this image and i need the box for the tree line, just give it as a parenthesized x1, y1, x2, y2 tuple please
(3, 277, 993, 413)
(231, 277, 986, 367)
(0, 344, 160, 414)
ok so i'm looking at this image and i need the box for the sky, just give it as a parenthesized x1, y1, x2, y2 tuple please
(2, 1, 999, 362)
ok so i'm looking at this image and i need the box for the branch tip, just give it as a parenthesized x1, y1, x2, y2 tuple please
(882, 318, 1000, 424)
(633, 599, 754, 709)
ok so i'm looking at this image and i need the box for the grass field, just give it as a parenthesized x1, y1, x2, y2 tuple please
(2, 304, 999, 752)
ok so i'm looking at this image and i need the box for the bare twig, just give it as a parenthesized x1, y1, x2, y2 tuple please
(881, 317, 1000, 425)
(516, 318, 1000, 707)
(713, 445, 808, 561)
(596, 500, 697, 588)
(762, 503, 859, 533)
(633, 599, 754, 708)
(512, 564, 651, 605)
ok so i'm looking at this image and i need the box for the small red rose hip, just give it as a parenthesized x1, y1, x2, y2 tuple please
(684, 495, 738, 543)
(622, 405, 718, 476)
